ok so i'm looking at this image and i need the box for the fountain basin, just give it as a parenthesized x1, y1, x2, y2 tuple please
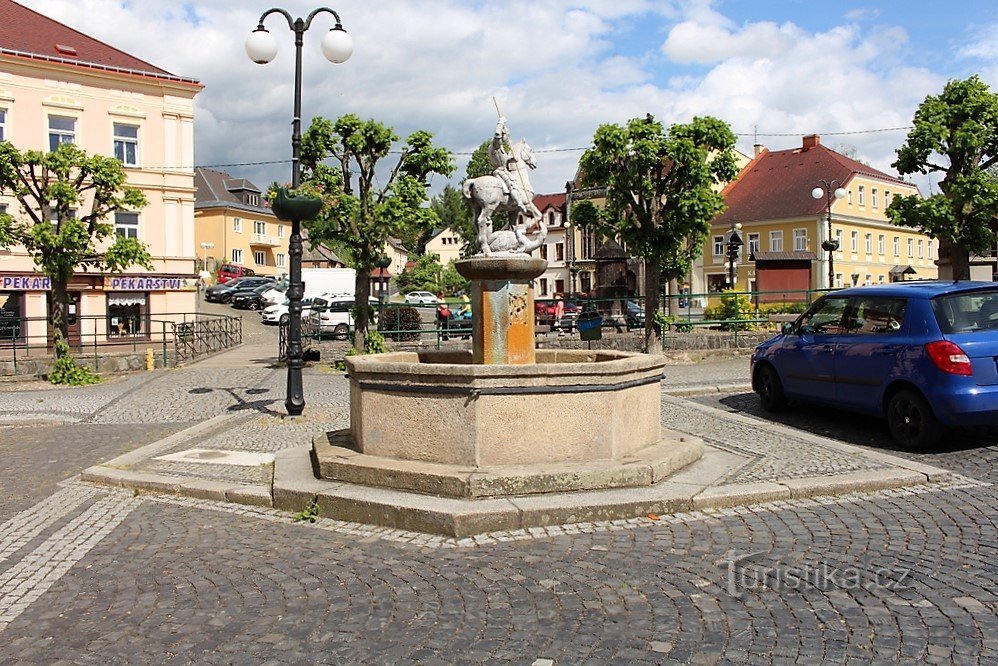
(320, 349, 703, 498)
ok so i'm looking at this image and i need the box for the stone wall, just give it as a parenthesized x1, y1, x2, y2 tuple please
(0, 351, 169, 378)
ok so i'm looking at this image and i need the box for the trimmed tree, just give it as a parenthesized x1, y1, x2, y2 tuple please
(573, 114, 738, 352)
(0, 142, 150, 378)
(298, 114, 454, 351)
(888, 75, 998, 280)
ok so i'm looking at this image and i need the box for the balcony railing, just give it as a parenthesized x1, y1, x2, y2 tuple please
(250, 234, 279, 247)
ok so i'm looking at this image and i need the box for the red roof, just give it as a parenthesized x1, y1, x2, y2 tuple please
(715, 135, 914, 226)
(0, 0, 198, 85)
(532, 192, 566, 212)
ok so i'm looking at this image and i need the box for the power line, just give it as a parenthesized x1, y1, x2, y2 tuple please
(182, 125, 914, 170)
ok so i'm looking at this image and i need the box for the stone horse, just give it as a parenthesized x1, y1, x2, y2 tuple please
(463, 139, 546, 255)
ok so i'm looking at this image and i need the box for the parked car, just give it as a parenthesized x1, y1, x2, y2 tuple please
(751, 281, 998, 449)
(308, 295, 380, 339)
(261, 297, 321, 325)
(206, 276, 273, 304)
(625, 300, 645, 328)
(404, 291, 440, 305)
(216, 263, 256, 284)
(535, 299, 580, 330)
(230, 283, 275, 310)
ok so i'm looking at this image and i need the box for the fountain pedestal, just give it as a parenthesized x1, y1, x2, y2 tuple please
(455, 256, 546, 365)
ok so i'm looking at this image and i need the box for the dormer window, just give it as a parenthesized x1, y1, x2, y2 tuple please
(54, 44, 78, 57)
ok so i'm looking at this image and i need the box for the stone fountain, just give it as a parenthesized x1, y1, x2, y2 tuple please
(309, 119, 702, 535)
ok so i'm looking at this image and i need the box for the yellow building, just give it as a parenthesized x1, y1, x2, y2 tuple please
(424, 228, 463, 267)
(706, 135, 935, 298)
(194, 168, 289, 278)
(0, 0, 201, 344)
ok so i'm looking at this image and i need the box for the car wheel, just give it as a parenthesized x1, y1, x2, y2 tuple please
(247, 301, 260, 311)
(220, 294, 232, 304)
(333, 324, 349, 341)
(755, 364, 787, 412)
(887, 389, 943, 450)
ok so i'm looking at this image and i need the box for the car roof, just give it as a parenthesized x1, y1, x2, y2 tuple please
(825, 280, 997, 300)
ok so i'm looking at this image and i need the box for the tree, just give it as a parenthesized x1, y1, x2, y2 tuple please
(0, 142, 150, 367)
(395, 253, 444, 294)
(888, 75, 998, 280)
(429, 184, 475, 257)
(573, 114, 738, 352)
(298, 114, 454, 350)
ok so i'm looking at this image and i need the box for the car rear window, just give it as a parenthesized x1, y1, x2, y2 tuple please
(931, 289, 998, 333)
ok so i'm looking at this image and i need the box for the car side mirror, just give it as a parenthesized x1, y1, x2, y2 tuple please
(781, 322, 793, 335)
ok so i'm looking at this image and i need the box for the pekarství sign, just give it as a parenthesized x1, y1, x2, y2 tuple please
(104, 276, 197, 291)
(0, 275, 52, 291)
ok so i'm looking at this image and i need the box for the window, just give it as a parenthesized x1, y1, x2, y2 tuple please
(885, 191, 891, 207)
(748, 233, 760, 257)
(847, 190, 853, 205)
(835, 273, 843, 288)
(0, 108, 6, 142)
(851, 297, 907, 335)
(872, 188, 878, 209)
(0, 291, 25, 343)
(254, 220, 266, 235)
(928, 240, 934, 260)
(113, 123, 139, 166)
(246, 193, 259, 206)
(893, 236, 900, 256)
(878, 274, 886, 284)
(713, 235, 724, 256)
(277, 253, 286, 269)
(548, 211, 556, 226)
(707, 274, 729, 293)
(232, 248, 243, 264)
(48, 115, 76, 151)
(907, 238, 914, 258)
(835, 229, 843, 253)
(114, 212, 139, 238)
(769, 230, 783, 252)
(254, 250, 265, 265)
(278, 225, 285, 239)
(539, 278, 548, 296)
(798, 297, 850, 335)
(878, 235, 885, 255)
(540, 244, 548, 260)
(555, 243, 564, 262)
(107, 292, 148, 338)
(793, 228, 807, 251)
(858, 186, 865, 206)
(851, 231, 858, 253)
(233, 217, 242, 233)
(865, 233, 872, 254)
(918, 239, 924, 259)
(865, 274, 872, 285)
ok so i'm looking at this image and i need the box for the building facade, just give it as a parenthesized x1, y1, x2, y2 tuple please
(0, 0, 201, 345)
(194, 168, 289, 278)
(423, 228, 463, 267)
(706, 135, 935, 298)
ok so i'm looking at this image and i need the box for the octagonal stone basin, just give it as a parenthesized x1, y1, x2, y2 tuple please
(346, 349, 669, 467)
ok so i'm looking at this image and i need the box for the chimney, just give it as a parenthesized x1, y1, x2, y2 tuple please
(753, 144, 766, 157)
(802, 134, 820, 150)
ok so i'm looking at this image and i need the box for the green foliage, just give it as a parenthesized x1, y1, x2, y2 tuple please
(363, 330, 388, 355)
(575, 114, 738, 348)
(395, 253, 444, 293)
(0, 142, 152, 358)
(47, 340, 100, 385)
(379, 305, 423, 341)
(757, 301, 809, 315)
(703, 290, 756, 330)
(888, 75, 998, 276)
(296, 115, 454, 350)
(440, 261, 470, 295)
(292, 499, 320, 523)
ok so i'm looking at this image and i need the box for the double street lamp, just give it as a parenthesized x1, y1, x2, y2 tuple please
(811, 179, 847, 290)
(245, 7, 352, 416)
(726, 223, 743, 288)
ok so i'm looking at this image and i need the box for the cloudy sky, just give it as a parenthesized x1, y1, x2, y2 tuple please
(20, 0, 998, 195)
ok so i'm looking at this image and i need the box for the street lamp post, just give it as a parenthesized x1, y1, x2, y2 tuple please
(245, 7, 352, 416)
(198, 242, 214, 272)
(812, 180, 847, 290)
(725, 223, 743, 289)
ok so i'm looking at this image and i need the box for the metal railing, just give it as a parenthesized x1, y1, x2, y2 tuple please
(0, 312, 241, 373)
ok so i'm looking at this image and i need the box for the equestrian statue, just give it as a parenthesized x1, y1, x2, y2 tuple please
(463, 117, 546, 256)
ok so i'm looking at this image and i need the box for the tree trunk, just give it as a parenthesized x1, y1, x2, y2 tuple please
(353, 268, 372, 351)
(644, 259, 662, 354)
(937, 238, 972, 281)
(49, 276, 70, 358)
(666, 277, 679, 317)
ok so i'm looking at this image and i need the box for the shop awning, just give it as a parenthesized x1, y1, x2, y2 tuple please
(889, 265, 917, 276)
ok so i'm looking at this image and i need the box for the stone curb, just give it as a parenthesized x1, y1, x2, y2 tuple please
(663, 383, 752, 397)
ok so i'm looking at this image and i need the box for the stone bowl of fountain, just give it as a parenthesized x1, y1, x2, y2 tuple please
(313, 255, 703, 504)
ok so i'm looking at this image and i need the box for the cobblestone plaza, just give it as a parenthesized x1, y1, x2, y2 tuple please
(0, 351, 995, 663)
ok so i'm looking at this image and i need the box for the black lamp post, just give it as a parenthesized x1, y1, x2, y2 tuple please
(812, 179, 847, 290)
(246, 7, 352, 416)
(725, 224, 743, 288)
(375, 254, 391, 307)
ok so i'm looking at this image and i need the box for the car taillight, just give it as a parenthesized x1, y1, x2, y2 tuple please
(925, 340, 972, 376)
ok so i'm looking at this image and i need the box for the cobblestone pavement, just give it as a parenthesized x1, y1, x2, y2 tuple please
(0, 355, 995, 663)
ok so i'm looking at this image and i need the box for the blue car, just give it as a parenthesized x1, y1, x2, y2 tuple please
(751, 281, 998, 449)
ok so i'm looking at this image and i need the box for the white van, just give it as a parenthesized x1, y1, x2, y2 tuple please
(307, 294, 378, 339)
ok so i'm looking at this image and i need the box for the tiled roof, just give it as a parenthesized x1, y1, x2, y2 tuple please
(195, 168, 271, 214)
(303, 243, 346, 266)
(715, 136, 914, 226)
(0, 0, 198, 85)
(533, 192, 566, 212)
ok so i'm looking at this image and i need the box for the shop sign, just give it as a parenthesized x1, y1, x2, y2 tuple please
(0, 275, 52, 291)
(104, 276, 197, 291)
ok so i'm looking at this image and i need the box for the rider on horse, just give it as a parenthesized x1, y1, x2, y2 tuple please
(489, 117, 532, 218)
